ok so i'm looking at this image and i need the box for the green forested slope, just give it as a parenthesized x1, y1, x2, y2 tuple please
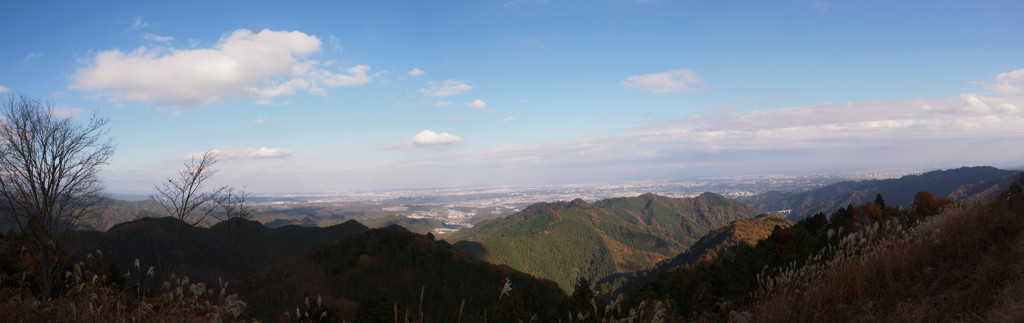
(448, 192, 760, 291)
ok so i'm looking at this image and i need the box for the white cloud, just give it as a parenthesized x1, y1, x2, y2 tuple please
(419, 80, 472, 97)
(187, 146, 292, 161)
(142, 33, 174, 42)
(314, 65, 374, 87)
(52, 106, 85, 118)
(436, 101, 454, 107)
(72, 28, 376, 107)
(131, 16, 149, 29)
(621, 69, 705, 94)
(461, 76, 1024, 179)
(0, 85, 8, 93)
(253, 116, 270, 124)
(408, 68, 424, 77)
(411, 130, 462, 146)
(988, 68, 1024, 95)
(502, 116, 514, 122)
(326, 35, 343, 51)
(467, 99, 487, 109)
(25, 52, 42, 60)
(446, 115, 465, 121)
(391, 130, 463, 148)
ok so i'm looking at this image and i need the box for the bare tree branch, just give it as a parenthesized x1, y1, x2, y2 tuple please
(0, 93, 114, 298)
(150, 150, 227, 274)
(214, 186, 254, 270)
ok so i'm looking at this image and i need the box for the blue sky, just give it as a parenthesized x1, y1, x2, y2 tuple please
(1, 0, 1023, 193)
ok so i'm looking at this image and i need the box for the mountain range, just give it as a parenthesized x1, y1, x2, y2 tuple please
(741, 166, 1019, 219)
(10, 165, 1018, 321)
(63, 217, 369, 283)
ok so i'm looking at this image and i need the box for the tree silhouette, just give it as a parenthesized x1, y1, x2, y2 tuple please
(151, 150, 226, 274)
(0, 93, 114, 298)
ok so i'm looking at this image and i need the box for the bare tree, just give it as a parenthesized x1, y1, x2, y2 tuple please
(214, 186, 254, 271)
(0, 93, 115, 298)
(151, 150, 226, 273)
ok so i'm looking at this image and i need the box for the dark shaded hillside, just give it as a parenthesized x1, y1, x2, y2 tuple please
(240, 226, 569, 321)
(741, 166, 1018, 219)
(596, 214, 793, 298)
(360, 214, 446, 234)
(63, 217, 368, 282)
(447, 192, 760, 291)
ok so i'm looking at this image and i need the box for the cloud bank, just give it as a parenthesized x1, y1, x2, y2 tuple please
(372, 69, 1024, 186)
(989, 68, 1024, 95)
(187, 146, 292, 161)
(73, 29, 376, 107)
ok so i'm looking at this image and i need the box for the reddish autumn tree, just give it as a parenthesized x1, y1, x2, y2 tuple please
(910, 191, 951, 221)
(851, 202, 884, 230)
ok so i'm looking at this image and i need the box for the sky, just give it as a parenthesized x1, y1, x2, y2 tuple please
(1, 0, 1023, 194)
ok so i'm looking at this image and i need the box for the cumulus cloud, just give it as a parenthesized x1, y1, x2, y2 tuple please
(72, 28, 376, 107)
(436, 101, 454, 107)
(186, 146, 292, 161)
(988, 68, 1024, 95)
(621, 69, 705, 94)
(467, 99, 487, 109)
(25, 52, 42, 60)
(419, 80, 472, 97)
(0, 85, 8, 93)
(253, 116, 270, 124)
(446, 115, 465, 121)
(408, 68, 424, 77)
(502, 116, 514, 122)
(391, 130, 463, 148)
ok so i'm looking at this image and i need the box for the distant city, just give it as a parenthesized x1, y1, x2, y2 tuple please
(242, 169, 922, 233)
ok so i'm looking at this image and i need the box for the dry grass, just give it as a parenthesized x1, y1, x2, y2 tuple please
(0, 254, 248, 322)
(749, 191, 1024, 322)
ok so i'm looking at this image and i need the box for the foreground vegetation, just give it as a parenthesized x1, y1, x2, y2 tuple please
(748, 178, 1024, 321)
(619, 175, 1023, 322)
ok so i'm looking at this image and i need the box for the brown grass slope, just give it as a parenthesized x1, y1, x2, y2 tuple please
(748, 181, 1024, 322)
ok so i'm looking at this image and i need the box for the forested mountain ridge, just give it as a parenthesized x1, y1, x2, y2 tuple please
(596, 214, 794, 298)
(446, 192, 760, 291)
(741, 166, 1019, 219)
(63, 217, 369, 283)
(359, 214, 447, 234)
